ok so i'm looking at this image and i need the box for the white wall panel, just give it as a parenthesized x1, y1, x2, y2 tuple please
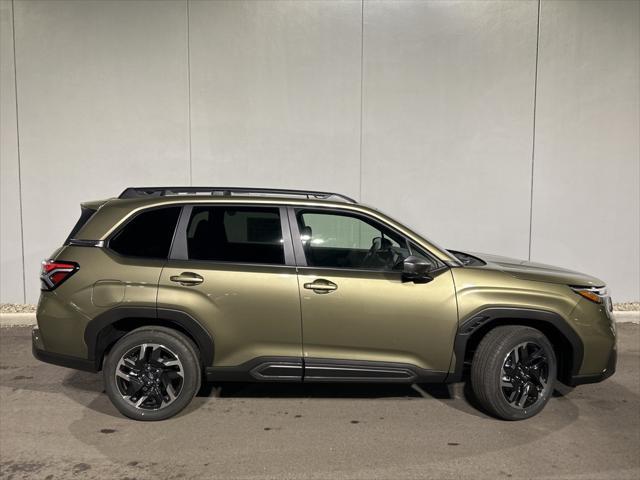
(361, 0, 539, 259)
(189, 0, 361, 198)
(13, 0, 190, 302)
(532, 0, 640, 301)
(0, 0, 638, 304)
(1, 0, 24, 303)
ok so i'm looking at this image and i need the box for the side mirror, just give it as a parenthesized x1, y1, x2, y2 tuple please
(402, 255, 432, 281)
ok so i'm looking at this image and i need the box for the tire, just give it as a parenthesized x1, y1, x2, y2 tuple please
(470, 326, 556, 421)
(103, 326, 202, 421)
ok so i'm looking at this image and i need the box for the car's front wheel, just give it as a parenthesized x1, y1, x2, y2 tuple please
(471, 326, 556, 420)
(103, 326, 201, 421)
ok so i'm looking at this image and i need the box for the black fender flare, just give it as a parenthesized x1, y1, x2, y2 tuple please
(84, 306, 214, 369)
(446, 307, 583, 383)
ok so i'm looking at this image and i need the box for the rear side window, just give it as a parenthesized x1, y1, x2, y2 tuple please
(109, 207, 181, 258)
(186, 206, 284, 264)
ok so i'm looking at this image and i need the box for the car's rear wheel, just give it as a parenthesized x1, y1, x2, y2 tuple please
(103, 326, 201, 421)
(471, 326, 556, 420)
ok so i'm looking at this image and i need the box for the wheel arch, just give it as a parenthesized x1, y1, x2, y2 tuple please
(84, 307, 214, 370)
(448, 307, 583, 385)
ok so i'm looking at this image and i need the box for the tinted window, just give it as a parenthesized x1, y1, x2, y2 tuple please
(296, 210, 408, 270)
(109, 207, 181, 258)
(187, 206, 284, 264)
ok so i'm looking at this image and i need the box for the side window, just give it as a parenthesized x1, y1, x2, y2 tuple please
(186, 206, 284, 264)
(296, 210, 408, 270)
(109, 207, 181, 258)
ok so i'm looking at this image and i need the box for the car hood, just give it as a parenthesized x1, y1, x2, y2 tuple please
(466, 252, 605, 287)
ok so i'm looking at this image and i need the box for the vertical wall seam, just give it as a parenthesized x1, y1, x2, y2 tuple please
(528, 0, 541, 261)
(358, 0, 364, 201)
(10, 0, 27, 303)
(186, 0, 193, 186)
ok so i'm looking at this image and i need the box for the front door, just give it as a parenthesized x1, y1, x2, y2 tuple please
(289, 207, 458, 381)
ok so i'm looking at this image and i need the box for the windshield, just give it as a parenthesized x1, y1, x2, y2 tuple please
(447, 250, 486, 267)
(366, 205, 459, 264)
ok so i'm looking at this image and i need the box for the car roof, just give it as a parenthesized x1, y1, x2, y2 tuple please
(74, 188, 457, 264)
(118, 187, 358, 204)
(80, 194, 375, 241)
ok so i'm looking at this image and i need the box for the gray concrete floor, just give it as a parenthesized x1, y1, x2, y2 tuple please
(1, 325, 638, 480)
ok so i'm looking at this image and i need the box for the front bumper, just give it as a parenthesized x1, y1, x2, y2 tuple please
(32, 328, 97, 373)
(568, 345, 617, 386)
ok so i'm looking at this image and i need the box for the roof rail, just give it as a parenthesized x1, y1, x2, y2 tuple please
(118, 187, 357, 204)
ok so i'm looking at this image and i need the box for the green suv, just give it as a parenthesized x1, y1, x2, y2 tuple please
(33, 187, 617, 421)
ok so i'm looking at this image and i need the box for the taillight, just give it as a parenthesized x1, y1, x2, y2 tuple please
(40, 260, 79, 291)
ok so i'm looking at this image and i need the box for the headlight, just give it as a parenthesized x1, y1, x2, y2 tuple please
(571, 285, 609, 304)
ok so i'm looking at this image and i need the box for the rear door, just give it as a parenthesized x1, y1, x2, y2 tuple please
(157, 204, 303, 375)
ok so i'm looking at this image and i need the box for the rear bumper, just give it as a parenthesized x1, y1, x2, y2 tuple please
(567, 346, 617, 386)
(32, 328, 97, 373)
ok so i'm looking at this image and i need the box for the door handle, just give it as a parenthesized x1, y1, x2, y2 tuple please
(303, 279, 338, 294)
(170, 272, 204, 286)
